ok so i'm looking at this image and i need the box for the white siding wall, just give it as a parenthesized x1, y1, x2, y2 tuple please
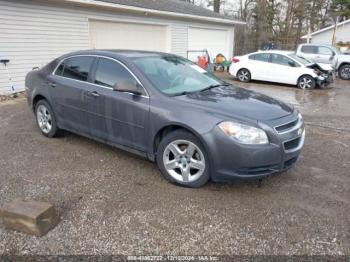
(311, 23, 350, 44)
(0, 0, 234, 94)
(0, 0, 89, 94)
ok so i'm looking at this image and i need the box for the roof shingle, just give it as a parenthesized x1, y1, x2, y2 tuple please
(95, 0, 235, 21)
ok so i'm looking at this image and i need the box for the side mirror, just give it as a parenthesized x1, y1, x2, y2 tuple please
(288, 61, 296, 67)
(113, 82, 143, 96)
(330, 52, 335, 60)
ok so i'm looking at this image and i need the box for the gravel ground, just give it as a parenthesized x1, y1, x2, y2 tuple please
(0, 75, 349, 257)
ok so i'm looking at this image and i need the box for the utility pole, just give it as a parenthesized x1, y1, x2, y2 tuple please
(331, 16, 338, 45)
(307, 23, 311, 43)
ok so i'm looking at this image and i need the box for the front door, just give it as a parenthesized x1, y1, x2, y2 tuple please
(85, 57, 150, 151)
(315, 46, 334, 64)
(267, 54, 301, 85)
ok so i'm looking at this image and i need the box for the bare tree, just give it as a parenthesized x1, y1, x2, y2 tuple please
(207, 0, 223, 13)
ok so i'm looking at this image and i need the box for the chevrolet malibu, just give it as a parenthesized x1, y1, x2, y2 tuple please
(26, 50, 305, 188)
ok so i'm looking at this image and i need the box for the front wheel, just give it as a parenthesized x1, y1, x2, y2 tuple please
(156, 130, 210, 188)
(297, 75, 315, 90)
(237, 69, 251, 83)
(339, 64, 350, 80)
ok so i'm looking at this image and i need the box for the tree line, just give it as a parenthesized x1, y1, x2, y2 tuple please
(183, 0, 350, 54)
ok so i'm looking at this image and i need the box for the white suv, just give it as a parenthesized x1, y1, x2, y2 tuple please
(296, 44, 350, 80)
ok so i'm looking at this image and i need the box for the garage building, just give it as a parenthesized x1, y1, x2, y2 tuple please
(301, 19, 350, 45)
(0, 0, 244, 94)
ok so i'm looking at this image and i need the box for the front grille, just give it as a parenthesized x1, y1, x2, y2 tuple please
(237, 164, 279, 175)
(284, 137, 301, 151)
(275, 119, 298, 133)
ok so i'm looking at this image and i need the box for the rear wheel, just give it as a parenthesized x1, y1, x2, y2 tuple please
(297, 75, 315, 90)
(35, 100, 59, 137)
(156, 130, 210, 188)
(237, 69, 251, 83)
(339, 64, 350, 80)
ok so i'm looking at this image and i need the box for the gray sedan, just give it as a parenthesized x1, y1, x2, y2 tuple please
(25, 50, 305, 187)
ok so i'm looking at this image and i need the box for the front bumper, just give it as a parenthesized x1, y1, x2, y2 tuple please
(316, 73, 333, 88)
(202, 114, 305, 182)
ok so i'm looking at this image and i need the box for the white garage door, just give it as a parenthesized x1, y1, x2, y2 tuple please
(89, 20, 168, 52)
(188, 27, 229, 61)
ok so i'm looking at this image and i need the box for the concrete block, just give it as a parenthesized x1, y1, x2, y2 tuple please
(0, 199, 59, 236)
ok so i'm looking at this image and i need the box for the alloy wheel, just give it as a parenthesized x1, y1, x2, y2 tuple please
(162, 140, 205, 183)
(36, 104, 52, 134)
(299, 77, 313, 89)
(238, 70, 249, 82)
(340, 67, 350, 80)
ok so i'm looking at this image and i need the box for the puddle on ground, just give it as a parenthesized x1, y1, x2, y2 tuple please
(216, 72, 349, 115)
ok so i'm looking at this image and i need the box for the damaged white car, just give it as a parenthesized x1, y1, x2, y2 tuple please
(229, 50, 333, 90)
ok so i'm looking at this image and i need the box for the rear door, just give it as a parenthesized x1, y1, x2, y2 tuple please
(48, 56, 95, 133)
(87, 57, 150, 151)
(299, 45, 318, 62)
(247, 53, 271, 80)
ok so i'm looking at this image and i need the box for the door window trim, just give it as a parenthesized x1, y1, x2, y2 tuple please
(52, 54, 149, 98)
(269, 53, 300, 67)
(317, 46, 333, 56)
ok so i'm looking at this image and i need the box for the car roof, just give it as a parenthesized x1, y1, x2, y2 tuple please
(255, 50, 295, 55)
(300, 43, 333, 47)
(60, 49, 174, 59)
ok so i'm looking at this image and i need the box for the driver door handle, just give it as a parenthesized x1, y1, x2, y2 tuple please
(86, 91, 100, 97)
(48, 82, 56, 88)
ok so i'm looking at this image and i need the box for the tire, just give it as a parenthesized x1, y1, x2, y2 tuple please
(35, 100, 59, 138)
(237, 68, 251, 83)
(156, 130, 210, 188)
(297, 75, 316, 90)
(339, 64, 350, 80)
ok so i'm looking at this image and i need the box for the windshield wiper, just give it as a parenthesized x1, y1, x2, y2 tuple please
(171, 83, 231, 96)
(199, 83, 230, 92)
(171, 91, 195, 96)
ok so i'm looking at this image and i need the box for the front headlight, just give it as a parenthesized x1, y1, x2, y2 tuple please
(218, 121, 269, 145)
(298, 112, 303, 121)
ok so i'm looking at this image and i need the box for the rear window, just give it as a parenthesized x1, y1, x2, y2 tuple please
(249, 53, 270, 62)
(55, 56, 94, 82)
(301, 45, 317, 54)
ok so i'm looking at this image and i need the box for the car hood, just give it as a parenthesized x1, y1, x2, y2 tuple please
(174, 86, 294, 121)
(316, 63, 334, 71)
(338, 53, 350, 61)
(306, 62, 334, 72)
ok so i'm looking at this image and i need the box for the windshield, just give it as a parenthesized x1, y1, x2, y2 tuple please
(132, 55, 225, 95)
(288, 54, 311, 65)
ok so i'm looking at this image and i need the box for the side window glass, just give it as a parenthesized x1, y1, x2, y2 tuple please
(318, 47, 333, 55)
(55, 63, 64, 76)
(94, 58, 144, 94)
(252, 53, 270, 62)
(271, 54, 295, 67)
(301, 46, 316, 54)
(61, 57, 94, 81)
(248, 54, 255, 60)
